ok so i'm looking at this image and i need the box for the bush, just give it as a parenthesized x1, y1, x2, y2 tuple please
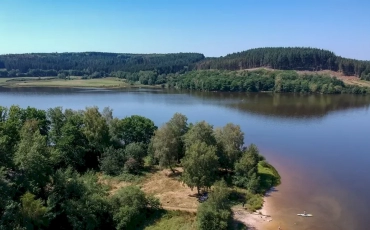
(197, 180, 232, 230)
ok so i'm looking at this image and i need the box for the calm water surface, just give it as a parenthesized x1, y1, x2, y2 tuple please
(1, 87, 370, 230)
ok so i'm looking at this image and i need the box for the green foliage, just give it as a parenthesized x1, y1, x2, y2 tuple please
(233, 144, 261, 193)
(196, 180, 232, 230)
(171, 69, 369, 94)
(14, 121, 52, 195)
(83, 106, 110, 150)
(143, 210, 196, 230)
(151, 124, 178, 172)
(0, 105, 281, 229)
(19, 192, 49, 229)
(120, 115, 157, 146)
(258, 161, 281, 193)
(214, 123, 244, 171)
(150, 113, 188, 172)
(244, 192, 264, 212)
(47, 168, 111, 230)
(0, 52, 204, 76)
(183, 121, 217, 148)
(0, 167, 15, 213)
(110, 186, 160, 230)
(181, 141, 219, 194)
(99, 147, 126, 176)
(53, 111, 88, 171)
(166, 113, 188, 161)
(197, 47, 370, 77)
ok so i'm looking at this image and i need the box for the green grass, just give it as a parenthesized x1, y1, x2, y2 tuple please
(229, 161, 281, 212)
(258, 160, 281, 193)
(142, 210, 196, 230)
(0, 77, 56, 83)
(0, 77, 163, 88)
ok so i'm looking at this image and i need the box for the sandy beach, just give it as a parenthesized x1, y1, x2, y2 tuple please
(233, 188, 286, 230)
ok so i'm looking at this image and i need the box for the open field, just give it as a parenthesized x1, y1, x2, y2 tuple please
(0, 77, 162, 88)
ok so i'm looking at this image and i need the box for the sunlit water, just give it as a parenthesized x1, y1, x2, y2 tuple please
(1, 87, 370, 230)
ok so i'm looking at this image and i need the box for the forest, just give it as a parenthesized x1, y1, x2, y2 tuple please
(0, 106, 279, 230)
(196, 47, 370, 80)
(0, 52, 205, 78)
(169, 69, 369, 94)
(1, 47, 370, 82)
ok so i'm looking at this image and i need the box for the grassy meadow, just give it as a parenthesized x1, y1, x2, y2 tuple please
(0, 77, 160, 88)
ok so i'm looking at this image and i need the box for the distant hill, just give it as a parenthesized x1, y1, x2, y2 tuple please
(1, 47, 369, 81)
(196, 47, 370, 80)
(0, 52, 205, 77)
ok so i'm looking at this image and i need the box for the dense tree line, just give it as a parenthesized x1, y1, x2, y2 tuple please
(0, 105, 278, 229)
(169, 69, 369, 94)
(196, 47, 370, 79)
(1, 47, 369, 83)
(0, 105, 160, 229)
(0, 52, 205, 78)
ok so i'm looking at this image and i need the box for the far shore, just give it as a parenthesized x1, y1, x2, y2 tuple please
(0, 77, 164, 89)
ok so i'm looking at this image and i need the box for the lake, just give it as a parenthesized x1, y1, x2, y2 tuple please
(1, 87, 370, 230)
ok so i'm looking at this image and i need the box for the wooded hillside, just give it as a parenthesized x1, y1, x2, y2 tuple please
(196, 47, 370, 80)
(1, 47, 370, 81)
(0, 52, 205, 76)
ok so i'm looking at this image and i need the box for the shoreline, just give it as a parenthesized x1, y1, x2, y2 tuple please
(233, 187, 286, 230)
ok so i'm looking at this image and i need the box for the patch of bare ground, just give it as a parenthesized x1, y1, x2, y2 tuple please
(97, 174, 132, 195)
(297, 70, 370, 88)
(232, 206, 279, 230)
(141, 168, 199, 212)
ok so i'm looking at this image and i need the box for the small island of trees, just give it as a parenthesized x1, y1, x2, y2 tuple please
(0, 106, 280, 230)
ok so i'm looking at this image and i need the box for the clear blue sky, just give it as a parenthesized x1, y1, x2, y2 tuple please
(0, 0, 369, 60)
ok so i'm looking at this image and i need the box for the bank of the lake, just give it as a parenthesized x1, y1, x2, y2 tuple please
(0, 77, 163, 89)
(1, 88, 370, 230)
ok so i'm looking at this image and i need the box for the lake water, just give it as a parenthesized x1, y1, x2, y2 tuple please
(1, 87, 370, 230)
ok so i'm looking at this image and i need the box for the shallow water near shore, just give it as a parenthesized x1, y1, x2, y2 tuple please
(1, 87, 370, 230)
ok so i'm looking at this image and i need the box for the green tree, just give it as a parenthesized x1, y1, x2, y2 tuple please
(110, 186, 160, 230)
(0, 167, 15, 213)
(183, 121, 217, 149)
(233, 144, 260, 193)
(123, 142, 146, 173)
(53, 112, 88, 171)
(151, 124, 177, 173)
(99, 147, 126, 176)
(214, 123, 244, 171)
(181, 141, 219, 194)
(83, 107, 110, 169)
(47, 107, 66, 145)
(197, 180, 232, 230)
(14, 120, 52, 195)
(83, 106, 110, 150)
(120, 115, 157, 146)
(47, 169, 110, 230)
(20, 192, 49, 229)
(167, 113, 188, 161)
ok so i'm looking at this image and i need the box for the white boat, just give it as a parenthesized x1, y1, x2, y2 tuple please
(297, 213, 313, 217)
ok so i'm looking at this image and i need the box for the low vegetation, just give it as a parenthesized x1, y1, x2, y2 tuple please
(0, 105, 279, 229)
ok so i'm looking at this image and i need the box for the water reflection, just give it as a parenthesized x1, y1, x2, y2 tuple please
(1, 87, 370, 120)
(188, 91, 370, 119)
